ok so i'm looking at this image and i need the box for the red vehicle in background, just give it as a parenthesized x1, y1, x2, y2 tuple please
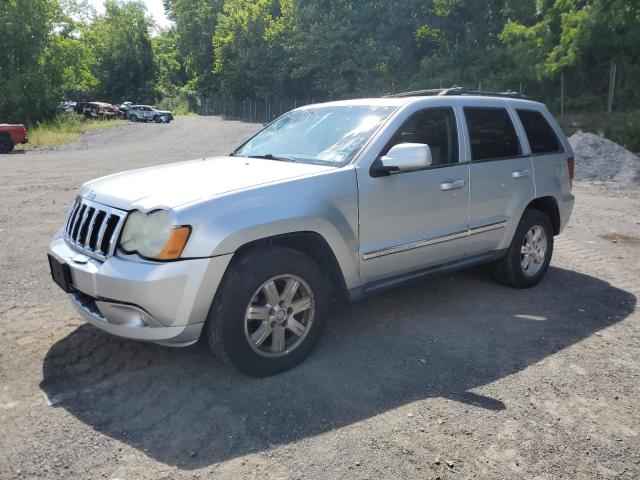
(0, 124, 28, 153)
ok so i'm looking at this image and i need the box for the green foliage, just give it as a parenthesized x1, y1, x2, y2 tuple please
(163, 0, 224, 94)
(0, 0, 155, 123)
(2, 0, 639, 126)
(501, 0, 640, 107)
(156, 88, 199, 114)
(212, 0, 294, 98)
(152, 29, 186, 96)
(0, 0, 63, 123)
(82, 1, 155, 103)
(602, 111, 640, 154)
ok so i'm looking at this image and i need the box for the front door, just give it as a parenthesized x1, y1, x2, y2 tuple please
(357, 106, 470, 284)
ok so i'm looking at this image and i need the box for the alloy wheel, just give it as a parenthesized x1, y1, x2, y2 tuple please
(520, 225, 547, 276)
(243, 274, 315, 358)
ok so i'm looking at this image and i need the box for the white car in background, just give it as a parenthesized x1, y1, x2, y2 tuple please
(127, 105, 174, 123)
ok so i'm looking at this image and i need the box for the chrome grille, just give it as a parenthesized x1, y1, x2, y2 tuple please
(64, 197, 127, 260)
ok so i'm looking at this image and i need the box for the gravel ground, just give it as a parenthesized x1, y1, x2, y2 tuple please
(1, 116, 639, 480)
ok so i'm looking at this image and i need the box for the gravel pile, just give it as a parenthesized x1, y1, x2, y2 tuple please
(569, 132, 640, 187)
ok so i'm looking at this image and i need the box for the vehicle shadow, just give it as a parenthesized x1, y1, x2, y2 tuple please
(41, 266, 636, 469)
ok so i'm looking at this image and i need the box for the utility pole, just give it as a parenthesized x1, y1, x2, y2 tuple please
(607, 60, 617, 114)
(560, 73, 565, 117)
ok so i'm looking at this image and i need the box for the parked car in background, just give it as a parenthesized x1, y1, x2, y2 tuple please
(74, 102, 123, 120)
(57, 101, 77, 112)
(48, 88, 574, 376)
(127, 105, 174, 123)
(117, 101, 133, 117)
(0, 124, 28, 153)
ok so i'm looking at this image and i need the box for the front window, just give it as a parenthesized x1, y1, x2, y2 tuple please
(234, 105, 397, 166)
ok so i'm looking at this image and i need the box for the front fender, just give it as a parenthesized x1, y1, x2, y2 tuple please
(175, 167, 361, 289)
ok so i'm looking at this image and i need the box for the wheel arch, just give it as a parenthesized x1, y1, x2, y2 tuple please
(525, 196, 561, 235)
(230, 231, 350, 302)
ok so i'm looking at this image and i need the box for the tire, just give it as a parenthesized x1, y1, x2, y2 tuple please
(153, 115, 161, 123)
(129, 115, 137, 122)
(493, 209, 554, 288)
(0, 135, 14, 154)
(205, 247, 329, 377)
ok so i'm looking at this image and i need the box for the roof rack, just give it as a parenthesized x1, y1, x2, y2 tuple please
(383, 86, 533, 100)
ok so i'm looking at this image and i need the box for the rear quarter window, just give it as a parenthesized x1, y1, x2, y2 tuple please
(464, 107, 521, 161)
(516, 109, 562, 154)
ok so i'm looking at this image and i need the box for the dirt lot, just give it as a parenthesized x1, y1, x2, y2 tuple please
(1, 116, 639, 479)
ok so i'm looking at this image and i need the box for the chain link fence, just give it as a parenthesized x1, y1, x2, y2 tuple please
(199, 95, 324, 124)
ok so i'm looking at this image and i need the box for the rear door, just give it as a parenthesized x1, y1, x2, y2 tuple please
(463, 102, 534, 256)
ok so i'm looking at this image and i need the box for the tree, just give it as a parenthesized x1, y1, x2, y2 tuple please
(501, 0, 640, 109)
(82, 0, 155, 103)
(153, 28, 186, 96)
(0, 0, 61, 123)
(212, 0, 294, 98)
(163, 0, 225, 95)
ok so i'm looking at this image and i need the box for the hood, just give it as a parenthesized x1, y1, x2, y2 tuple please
(80, 156, 334, 211)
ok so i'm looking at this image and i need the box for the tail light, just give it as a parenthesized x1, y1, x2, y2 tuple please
(567, 156, 574, 187)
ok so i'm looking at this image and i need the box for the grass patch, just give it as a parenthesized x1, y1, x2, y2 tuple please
(19, 114, 126, 149)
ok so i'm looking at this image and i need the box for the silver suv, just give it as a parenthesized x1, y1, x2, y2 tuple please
(48, 89, 575, 376)
(128, 105, 174, 123)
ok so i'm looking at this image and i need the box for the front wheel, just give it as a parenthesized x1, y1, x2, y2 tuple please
(492, 209, 554, 288)
(205, 247, 328, 376)
(0, 135, 14, 154)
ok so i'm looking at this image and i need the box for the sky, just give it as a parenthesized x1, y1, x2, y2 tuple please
(89, 0, 172, 29)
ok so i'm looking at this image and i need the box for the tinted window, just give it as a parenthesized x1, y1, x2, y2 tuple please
(517, 109, 561, 154)
(384, 107, 459, 167)
(464, 107, 521, 161)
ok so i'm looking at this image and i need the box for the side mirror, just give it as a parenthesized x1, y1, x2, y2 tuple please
(371, 143, 432, 176)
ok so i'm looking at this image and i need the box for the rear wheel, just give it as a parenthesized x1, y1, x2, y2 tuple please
(129, 114, 138, 122)
(0, 135, 14, 154)
(493, 209, 554, 288)
(205, 247, 328, 377)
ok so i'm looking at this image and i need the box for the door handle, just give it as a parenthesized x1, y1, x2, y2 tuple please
(512, 169, 531, 179)
(440, 179, 466, 191)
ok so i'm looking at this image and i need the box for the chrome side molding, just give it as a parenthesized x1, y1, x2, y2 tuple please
(362, 221, 507, 260)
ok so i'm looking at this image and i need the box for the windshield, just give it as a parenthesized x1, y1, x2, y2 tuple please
(234, 105, 397, 166)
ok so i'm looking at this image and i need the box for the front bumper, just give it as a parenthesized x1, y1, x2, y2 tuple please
(49, 231, 232, 346)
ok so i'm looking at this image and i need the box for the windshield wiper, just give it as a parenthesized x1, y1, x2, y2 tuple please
(247, 153, 298, 163)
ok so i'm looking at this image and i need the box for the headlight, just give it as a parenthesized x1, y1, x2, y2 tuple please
(120, 210, 191, 260)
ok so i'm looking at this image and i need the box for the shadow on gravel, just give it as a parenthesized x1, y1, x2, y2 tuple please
(41, 266, 636, 469)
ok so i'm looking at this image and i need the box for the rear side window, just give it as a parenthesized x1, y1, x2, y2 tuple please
(464, 107, 521, 161)
(384, 107, 459, 167)
(516, 109, 562, 154)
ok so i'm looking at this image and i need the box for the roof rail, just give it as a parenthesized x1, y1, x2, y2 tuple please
(383, 86, 533, 100)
